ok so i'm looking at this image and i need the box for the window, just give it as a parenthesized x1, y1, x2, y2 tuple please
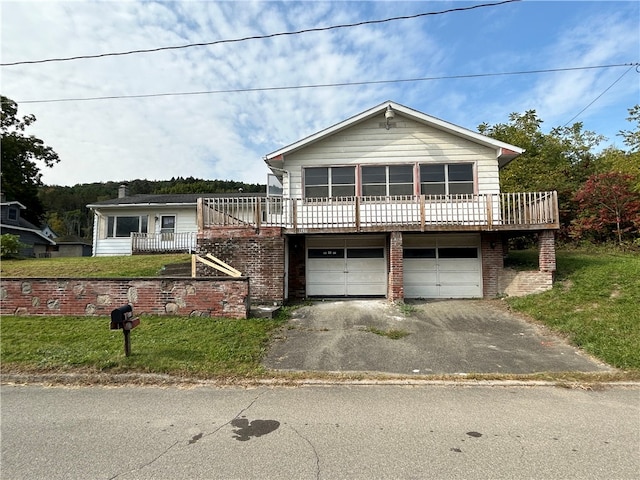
(7, 208, 18, 221)
(305, 167, 355, 198)
(106, 215, 148, 238)
(362, 165, 413, 196)
(420, 164, 474, 195)
(267, 174, 283, 197)
(160, 215, 175, 241)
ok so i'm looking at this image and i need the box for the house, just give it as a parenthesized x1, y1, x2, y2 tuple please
(195, 101, 559, 304)
(0, 196, 57, 257)
(87, 185, 265, 256)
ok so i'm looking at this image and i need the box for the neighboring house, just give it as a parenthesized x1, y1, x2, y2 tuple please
(0, 197, 56, 257)
(195, 101, 560, 304)
(87, 185, 265, 256)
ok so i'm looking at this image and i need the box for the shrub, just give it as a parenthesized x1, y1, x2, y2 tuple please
(0, 234, 26, 258)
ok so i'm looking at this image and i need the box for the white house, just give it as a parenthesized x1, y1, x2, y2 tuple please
(195, 101, 559, 303)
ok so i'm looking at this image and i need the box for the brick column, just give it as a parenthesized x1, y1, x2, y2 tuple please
(538, 230, 556, 273)
(388, 231, 404, 301)
(481, 233, 503, 298)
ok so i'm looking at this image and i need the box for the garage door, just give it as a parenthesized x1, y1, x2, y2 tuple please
(404, 234, 482, 298)
(306, 237, 387, 297)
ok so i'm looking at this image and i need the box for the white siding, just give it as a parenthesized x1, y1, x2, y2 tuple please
(282, 115, 500, 198)
(93, 205, 198, 256)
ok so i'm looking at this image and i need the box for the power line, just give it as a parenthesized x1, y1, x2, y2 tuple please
(1, 0, 520, 67)
(562, 66, 636, 127)
(10, 62, 638, 105)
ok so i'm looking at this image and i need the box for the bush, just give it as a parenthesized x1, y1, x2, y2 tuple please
(0, 234, 26, 258)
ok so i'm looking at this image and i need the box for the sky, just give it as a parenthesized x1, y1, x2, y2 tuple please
(1, 0, 638, 187)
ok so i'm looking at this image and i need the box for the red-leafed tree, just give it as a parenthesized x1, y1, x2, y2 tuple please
(571, 172, 640, 245)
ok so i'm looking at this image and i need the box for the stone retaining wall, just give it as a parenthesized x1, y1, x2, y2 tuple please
(0, 277, 249, 318)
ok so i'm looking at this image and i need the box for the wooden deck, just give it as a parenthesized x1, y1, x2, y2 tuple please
(198, 192, 559, 233)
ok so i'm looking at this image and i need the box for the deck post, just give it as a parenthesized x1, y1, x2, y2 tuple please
(486, 194, 493, 227)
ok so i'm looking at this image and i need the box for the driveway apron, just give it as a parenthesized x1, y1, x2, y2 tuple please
(262, 299, 613, 375)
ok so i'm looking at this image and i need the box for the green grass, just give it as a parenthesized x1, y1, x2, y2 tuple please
(365, 326, 410, 340)
(0, 254, 191, 278)
(506, 248, 640, 371)
(0, 314, 284, 378)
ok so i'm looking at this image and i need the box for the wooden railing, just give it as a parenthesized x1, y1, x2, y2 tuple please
(131, 232, 197, 254)
(199, 191, 559, 233)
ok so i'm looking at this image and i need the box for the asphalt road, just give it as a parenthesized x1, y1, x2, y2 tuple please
(1, 383, 638, 479)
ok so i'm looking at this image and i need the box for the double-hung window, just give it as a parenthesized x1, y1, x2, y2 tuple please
(420, 164, 474, 195)
(106, 215, 148, 238)
(362, 165, 414, 196)
(305, 167, 355, 198)
(160, 215, 175, 241)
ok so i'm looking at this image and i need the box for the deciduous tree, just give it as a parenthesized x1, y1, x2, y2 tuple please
(1, 96, 60, 224)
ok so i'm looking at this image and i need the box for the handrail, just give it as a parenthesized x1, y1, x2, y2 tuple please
(200, 192, 559, 231)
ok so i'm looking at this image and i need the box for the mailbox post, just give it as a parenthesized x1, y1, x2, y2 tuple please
(110, 305, 140, 357)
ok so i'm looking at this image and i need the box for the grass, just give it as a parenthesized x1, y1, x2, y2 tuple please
(0, 314, 285, 378)
(1, 248, 639, 380)
(365, 326, 410, 340)
(505, 247, 640, 371)
(0, 254, 192, 278)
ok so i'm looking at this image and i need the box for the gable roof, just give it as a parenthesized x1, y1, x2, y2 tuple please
(264, 100, 523, 168)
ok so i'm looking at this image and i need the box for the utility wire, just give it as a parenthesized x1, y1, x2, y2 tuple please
(562, 66, 636, 127)
(10, 62, 638, 105)
(1, 0, 519, 67)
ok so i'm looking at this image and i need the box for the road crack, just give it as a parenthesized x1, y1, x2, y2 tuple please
(289, 424, 321, 480)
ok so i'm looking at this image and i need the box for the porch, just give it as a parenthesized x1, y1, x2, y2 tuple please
(131, 232, 197, 254)
(197, 192, 559, 233)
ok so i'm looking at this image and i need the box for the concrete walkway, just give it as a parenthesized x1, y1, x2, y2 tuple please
(262, 299, 613, 375)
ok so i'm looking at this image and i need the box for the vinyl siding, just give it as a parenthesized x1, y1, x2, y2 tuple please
(93, 205, 197, 256)
(282, 115, 500, 198)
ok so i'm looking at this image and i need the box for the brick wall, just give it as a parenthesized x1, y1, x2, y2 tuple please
(538, 230, 557, 272)
(0, 277, 249, 318)
(197, 226, 285, 304)
(498, 269, 554, 297)
(481, 233, 504, 297)
(388, 231, 404, 301)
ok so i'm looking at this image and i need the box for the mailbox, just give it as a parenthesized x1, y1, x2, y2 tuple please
(110, 305, 133, 330)
(110, 305, 140, 357)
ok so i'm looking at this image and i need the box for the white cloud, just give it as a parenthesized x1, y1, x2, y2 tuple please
(1, 1, 638, 187)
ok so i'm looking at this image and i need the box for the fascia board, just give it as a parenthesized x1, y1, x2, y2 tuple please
(264, 101, 524, 162)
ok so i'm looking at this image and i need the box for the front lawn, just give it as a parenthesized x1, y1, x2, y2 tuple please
(0, 254, 191, 277)
(506, 248, 640, 371)
(0, 314, 284, 378)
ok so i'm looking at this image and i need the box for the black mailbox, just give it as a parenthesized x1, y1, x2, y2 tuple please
(110, 305, 133, 330)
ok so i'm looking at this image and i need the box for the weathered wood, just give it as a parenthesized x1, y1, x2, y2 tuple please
(199, 192, 560, 233)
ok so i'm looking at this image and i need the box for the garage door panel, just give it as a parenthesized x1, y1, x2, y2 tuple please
(306, 237, 387, 297)
(437, 259, 480, 272)
(403, 234, 482, 298)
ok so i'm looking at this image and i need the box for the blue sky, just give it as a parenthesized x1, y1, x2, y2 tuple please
(2, 0, 638, 187)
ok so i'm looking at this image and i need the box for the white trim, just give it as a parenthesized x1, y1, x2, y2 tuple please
(265, 101, 524, 163)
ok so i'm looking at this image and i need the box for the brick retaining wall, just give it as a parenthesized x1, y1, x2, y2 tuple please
(0, 277, 249, 318)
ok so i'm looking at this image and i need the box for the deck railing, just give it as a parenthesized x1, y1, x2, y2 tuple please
(199, 191, 559, 233)
(131, 232, 197, 254)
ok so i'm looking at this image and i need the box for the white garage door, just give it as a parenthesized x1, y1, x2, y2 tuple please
(306, 236, 387, 297)
(404, 234, 482, 298)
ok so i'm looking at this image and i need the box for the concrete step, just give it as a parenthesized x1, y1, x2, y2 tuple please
(160, 262, 192, 277)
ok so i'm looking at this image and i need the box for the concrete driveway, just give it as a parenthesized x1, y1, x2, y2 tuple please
(262, 299, 613, 375)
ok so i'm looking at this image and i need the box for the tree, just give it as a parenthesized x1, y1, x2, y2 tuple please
(618, 104, 640, 152)
(571, 172, 640, 245)
(478, 111, 604, 234)
(1, 95, 60, 224)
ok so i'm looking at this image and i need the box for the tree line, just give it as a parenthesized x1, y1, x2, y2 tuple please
(2, 94, 638, 245)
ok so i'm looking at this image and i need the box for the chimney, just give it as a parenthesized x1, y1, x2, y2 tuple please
(118, 184, 129, 198)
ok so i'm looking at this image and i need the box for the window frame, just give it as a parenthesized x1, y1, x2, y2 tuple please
(304, 166, 356, 199)
(419, 163, 474, 196)
(105, 215, 148, 238)
(361, 164, 414, 197)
